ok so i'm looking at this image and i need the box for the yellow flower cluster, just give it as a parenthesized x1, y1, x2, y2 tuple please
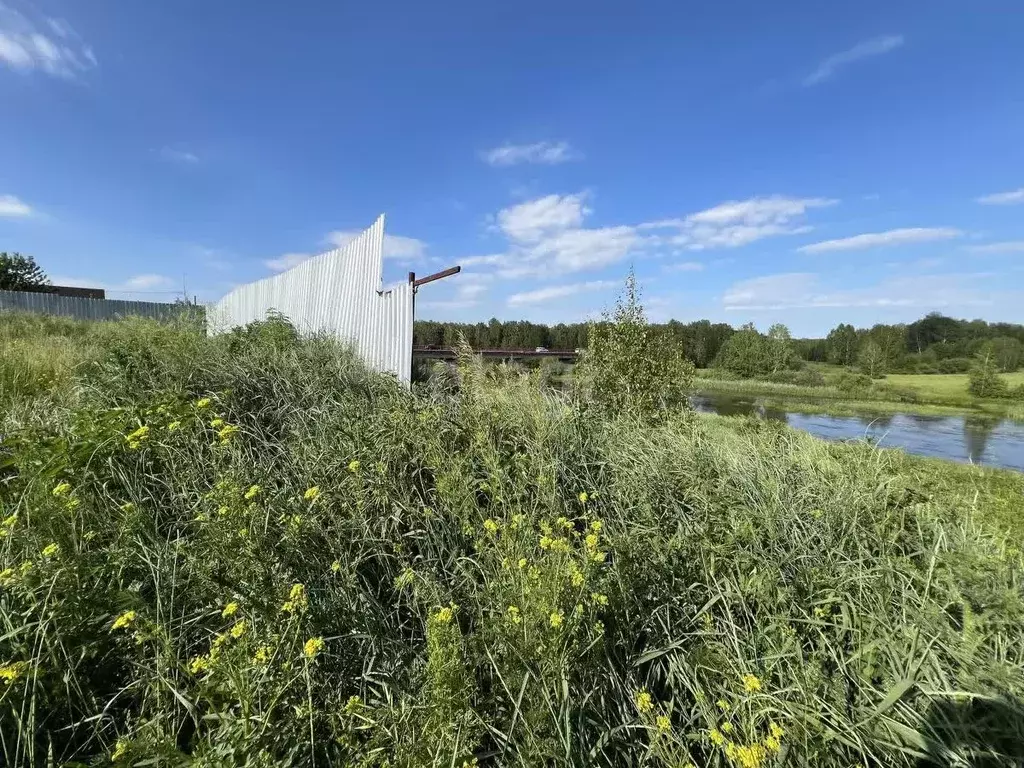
(196, 397, 212, 408)
(506, 605, 521, 625)
(216, 424, 239, 444)
(348, 460, 361, 473)
(230, 621, 247, 639)
(304, 486, 321, 502)
(253, 645, 272, 664)
(724, 741, 767, 768)
(166, 420, 182, 431)
(111, 738, 130, 762)
(549, 611, 564, 629)
(635, 689, 654, 713)
(210, 418, 225, 429)
(41, 542, 60, 558)
(331, 560, 342, 573)
(243, 484, 261, 500)
(0, 660, 29, 685)
(432, 605, 455, 625)
(0, 513, 16, 537)
(483, 518, 499, 534)
(52, 482, 72, 497)
(125, 425, 150, 450)
(111, 610, 137, 631)
(221, 602, 239, 618)
(304, 636, 324, 659)
(743, 674, 762, 693)
(655, 714, 671, 732)
(281, 583, 308, 613)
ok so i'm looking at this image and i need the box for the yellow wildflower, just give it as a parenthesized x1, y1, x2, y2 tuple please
(0, 568, 15, 586)
(585, 533, 599, 551)
(592, 620, 605, 635)
(592, 551, 607, 563)
(591, 593, 609, 606)
(517, 558, 527, 569)
(635, 689, 654, 713)
(196, 397, 212, 408)
(243, 484, 261, 500)
(253, 645, 272, 664)
(570, 569, 584, 587)
(230, 620, 247, 638)
(331, 560, 341, 573)
(41, 542, 60, 558)
(483, 518, 499, 534)
(433, 605, 454, 624)
(722, 721, 734, 734)
(578, 491, 588, 503)
(65, 497, 80, 511)
(743, 674, 762, 693)
(348, 460, 361, 473)
(304, 486, 321, 502)
(167, 421, 181, 431)
(222, 602, 239, 618)
(188, 655, 210, 674)
(120, 502, 135, 513)
(765, 735, 781, 752)
(52, 482, 72, 497)
(210, 418, 225, 428)
(125, 425, 150, 443)
(656, 714, 671, 732)
(539, 535, 553, 550)
(395, 568, 415, 588)
(217, 424, 239, 442)
(768, 721, 785, 739)
(1, 513, 17, 536)
(539, 521, 553, 535)
(590, 519, 602, 533)
(716, 698, 730, 711)
(111, 610, 137, 631)
(111, 738, 130, 762)
(303, 637, 324, 659)
(731, 743, 767, 768)
(0, 661, 29, 685)
(709, 727, 725, 746)
(282, 582, 308, 613)
(549, 611, 564, 629)
(506, 605, 521, 625)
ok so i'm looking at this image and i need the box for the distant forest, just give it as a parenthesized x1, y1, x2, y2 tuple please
(413, 313, 1024, 374)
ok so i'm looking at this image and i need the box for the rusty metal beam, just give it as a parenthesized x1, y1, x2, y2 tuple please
(413, 265, 461, 288)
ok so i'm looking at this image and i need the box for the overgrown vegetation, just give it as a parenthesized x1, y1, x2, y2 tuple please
(3, 301, 1024, 767)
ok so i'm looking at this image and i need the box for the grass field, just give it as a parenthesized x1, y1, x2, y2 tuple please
(696, 367, 1024, 422)
(2, 312, 1024, 766)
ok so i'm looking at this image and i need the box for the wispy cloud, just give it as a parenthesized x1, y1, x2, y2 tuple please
(49, 273, 178, 296)
(498, 193, 591, 243)
(641, 195, 837, 250)
(803, 35, 904, 86)
(326, 231, 427, 261)
(264, 253, 311, 272)
(0, 193, 32, 217)
(664, 261, 704, 272)
(723, 271, 996, 311)
(798, 227, 961, 253)
(976, 187, 1024, 205)
(507, 280, 615, 307)
(481, 141, 580, 167)
(0, 3, 96, 78)
(159, 147, 200, 165)
(968, 241, 1024, 254)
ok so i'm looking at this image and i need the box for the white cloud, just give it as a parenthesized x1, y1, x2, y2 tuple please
(49, 273, 178, 295)
(457, 282, 488, 300)
(803, 34, 904, 86)
(0, 193, 32, 217)
(510, 226, 638, 276)
(497, 193, 590, 243)
(123, 274, 175, 290)
(264, 253, 311, 272)
(968, 241, 1024, 254)
(507, 280, 615, 307)
(798, 227, 962, 253)
(159, 147, 200, 164)
(481, 141, 579, 167)
(976, 187, 1024, 205)
(641, 195, 836, 251)
(325, 230, 427, 261)
(664, 261, 704, 272)
(0, 4, 96, 78)
(722, 271, 995, 311)
(459, 254, 505, 267)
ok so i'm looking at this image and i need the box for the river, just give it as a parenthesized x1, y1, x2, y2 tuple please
(692, 393, 1024, 472)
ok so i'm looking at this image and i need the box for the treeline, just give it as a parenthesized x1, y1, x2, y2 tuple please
(414, 312, 1024, 374)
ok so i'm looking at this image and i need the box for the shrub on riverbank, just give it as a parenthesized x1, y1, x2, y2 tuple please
(2, 313, 1024, 766)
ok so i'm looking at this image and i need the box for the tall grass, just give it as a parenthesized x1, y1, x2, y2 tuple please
(1, 314, 1023, 766)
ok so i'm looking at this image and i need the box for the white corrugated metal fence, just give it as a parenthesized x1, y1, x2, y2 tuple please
(0, 290, 193, 322)
(207, 215, 414, 384)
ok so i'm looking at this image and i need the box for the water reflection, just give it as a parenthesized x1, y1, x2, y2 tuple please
(691, 394, 1024, 472)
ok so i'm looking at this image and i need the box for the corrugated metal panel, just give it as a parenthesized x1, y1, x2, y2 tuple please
(0, 290, 191, 321)
(207, 215, 414, 385)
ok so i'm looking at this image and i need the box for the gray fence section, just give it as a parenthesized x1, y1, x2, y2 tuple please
(0, 290, 191, 322)
(207, 215, 414, 385)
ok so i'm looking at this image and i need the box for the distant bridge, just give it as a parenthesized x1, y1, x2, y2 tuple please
(413, 346, 579, 362)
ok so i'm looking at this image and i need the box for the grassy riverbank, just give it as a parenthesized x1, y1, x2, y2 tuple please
(695, 370, 1024, 422)
(2, 312, 1024, 766)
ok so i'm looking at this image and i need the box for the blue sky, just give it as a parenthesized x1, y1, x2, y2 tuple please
(1, 0, 1023, 337)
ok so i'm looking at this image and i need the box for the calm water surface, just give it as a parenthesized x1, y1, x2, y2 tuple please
(692, 393, 1024, 472)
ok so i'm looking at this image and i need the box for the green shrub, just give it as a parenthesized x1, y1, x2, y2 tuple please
(938, 357, 972, 374)
(766, 368, 826, 387)
(968, 354, 1010, 398)
(832, 371, 873, 393)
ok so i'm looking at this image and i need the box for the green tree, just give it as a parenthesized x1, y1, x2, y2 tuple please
(825, 323, 859, 367)
(968, 350, 1010, 398)
(766, 323, 795, 373)
(983, 336, 1023, 372)
(857, 340, 886, 378)
(715, 323, 767, 378)
(0, 252, 49, 291)
(578, 269, 694, 418)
